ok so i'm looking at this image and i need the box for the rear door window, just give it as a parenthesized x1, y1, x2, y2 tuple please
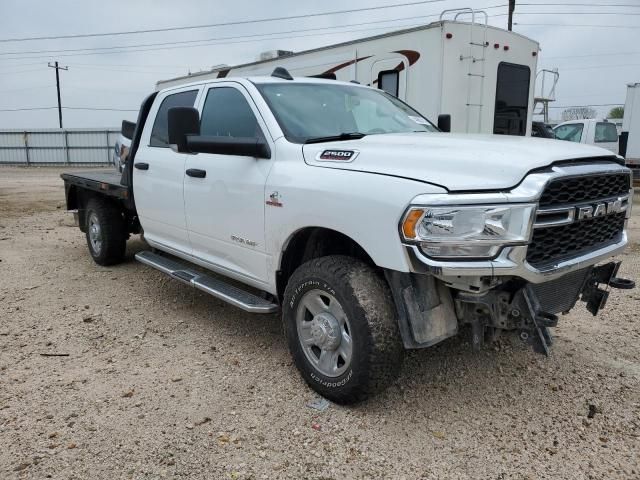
(595, 122, 618, 143)
(554, 123, 584, 143)
(150, 90, 198, 147)
(493, 62, 531, 136)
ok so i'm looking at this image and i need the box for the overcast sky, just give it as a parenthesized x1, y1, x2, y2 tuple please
(0, 0, 639, 129)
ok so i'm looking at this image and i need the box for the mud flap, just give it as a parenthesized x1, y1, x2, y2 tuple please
(385, 271, 458, 349)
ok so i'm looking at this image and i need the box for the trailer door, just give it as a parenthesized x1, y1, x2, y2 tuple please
(371, 58, 407, 100)
(493, 62, 531, 136)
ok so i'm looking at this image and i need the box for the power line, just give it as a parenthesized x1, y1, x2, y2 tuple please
(548, 103, 623, 109)
(515, 22, 640, 27)
(0, 106, 138, 112)
(519, 2, 640, 7)
(549, 62, 640, 70)
(516, 11, 640, 14)
(0, 18, 445, 61)
(543, 50, 640, 59)
(0, 8, 514, 63)
(0, 107, 57, 112)
(63, 107, 139, 111)
(0, 6, 506, 60)
(0, 0, 447, 43)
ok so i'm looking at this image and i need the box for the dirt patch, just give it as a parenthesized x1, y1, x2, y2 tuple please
(1, 167, 639, 479)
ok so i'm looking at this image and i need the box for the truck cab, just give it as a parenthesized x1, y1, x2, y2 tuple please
(553, 118, 619, 154)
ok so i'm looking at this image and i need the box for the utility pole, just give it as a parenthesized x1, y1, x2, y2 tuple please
(47, 61, 68, 128)
(508, 0, 516, 31)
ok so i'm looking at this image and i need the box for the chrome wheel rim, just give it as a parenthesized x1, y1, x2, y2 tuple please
(88, 213, 102, 255)
(296, 289, 353, 378)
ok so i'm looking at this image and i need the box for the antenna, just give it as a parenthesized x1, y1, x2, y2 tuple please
(271, 67, 293, 80)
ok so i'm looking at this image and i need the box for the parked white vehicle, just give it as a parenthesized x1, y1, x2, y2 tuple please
(62, 73, 634, 403)
(157, 9, 539, 136)
(112, 120, 134, 173)
(553, 119, 619, 154)
(621, 82, 640, 171)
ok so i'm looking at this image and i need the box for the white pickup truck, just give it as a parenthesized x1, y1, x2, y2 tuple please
(553, 118, 620, 154)
(61, 70, 634, 403)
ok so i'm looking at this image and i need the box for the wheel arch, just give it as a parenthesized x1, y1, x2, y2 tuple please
(276, 226, 376, 301)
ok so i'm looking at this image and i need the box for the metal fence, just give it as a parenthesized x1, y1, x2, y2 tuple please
(0, 128, 120, 166)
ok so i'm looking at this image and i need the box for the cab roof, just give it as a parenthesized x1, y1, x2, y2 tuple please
(159, 74, 371, 95)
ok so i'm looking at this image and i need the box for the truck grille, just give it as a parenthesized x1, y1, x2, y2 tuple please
(538, 172, 630, 207)
(527, 172, 630, 269)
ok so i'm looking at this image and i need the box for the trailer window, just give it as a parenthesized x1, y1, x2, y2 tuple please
(378, 70, 399, 97)
(595, 122, 618, 143)
(493, 63, 530, 136)
(150, 90, 198, 147)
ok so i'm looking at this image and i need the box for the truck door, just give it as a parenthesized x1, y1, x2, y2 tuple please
(133, 87, 200, 253)
(370, 58, 407, 100)
(593, 121, 619, 153)
(183, 83, 274, 284)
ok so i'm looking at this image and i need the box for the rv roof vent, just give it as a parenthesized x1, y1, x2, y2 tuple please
(259, 50, 294, 61)
(271, 67, 293, 80)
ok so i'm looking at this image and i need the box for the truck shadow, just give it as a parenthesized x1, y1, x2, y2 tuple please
(116, 244, 570, 413)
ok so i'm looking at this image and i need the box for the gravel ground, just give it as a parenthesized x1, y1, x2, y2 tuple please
(1, 166, 639, 480)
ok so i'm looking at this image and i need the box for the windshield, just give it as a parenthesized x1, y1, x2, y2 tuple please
(553, 123, 584, 143)
(256, 82, 438, 143)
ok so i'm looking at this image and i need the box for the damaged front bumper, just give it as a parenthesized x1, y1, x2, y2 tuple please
(386, 261, 635, 355)
(456, 261, 635, 355)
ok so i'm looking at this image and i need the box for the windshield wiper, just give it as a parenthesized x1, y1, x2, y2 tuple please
(304, 132, 366, 144)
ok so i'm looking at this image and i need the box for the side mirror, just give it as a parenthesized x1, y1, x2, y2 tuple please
(438, 114, 451, 133)
(187, 136, 271, 159)
(168, 107, 200, 153)
(121, 120, 136, 140)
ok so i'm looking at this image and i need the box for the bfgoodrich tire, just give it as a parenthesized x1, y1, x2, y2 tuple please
(283, 255, 403, 404)
(84, 197, 127, 266)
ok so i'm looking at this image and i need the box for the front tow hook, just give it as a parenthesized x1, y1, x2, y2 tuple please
(609, 277, 635, 290)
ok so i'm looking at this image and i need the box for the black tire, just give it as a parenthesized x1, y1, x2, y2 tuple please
(283, 255, 403, 404)
(84, 197, 127, 266)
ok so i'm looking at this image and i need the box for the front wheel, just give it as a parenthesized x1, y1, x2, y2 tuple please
(283, 256, 403, 404)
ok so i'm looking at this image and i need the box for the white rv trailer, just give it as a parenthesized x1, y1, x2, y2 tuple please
(621, 82, 640, 171)
(157, 9, 540, 136)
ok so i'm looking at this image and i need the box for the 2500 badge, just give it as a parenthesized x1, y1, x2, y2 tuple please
(317, 149, 358, 162)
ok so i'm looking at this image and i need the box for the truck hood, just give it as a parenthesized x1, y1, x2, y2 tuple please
(302, 133, 617, 191)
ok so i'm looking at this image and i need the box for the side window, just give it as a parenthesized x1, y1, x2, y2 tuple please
(150, 90, 198, 147)
(554, 124, 583, 143)
(200, 87, 261, 138)
(595, 122, 618, 143)
(378, 70, 399, 97)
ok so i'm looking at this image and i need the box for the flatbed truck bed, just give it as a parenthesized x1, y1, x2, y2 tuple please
(60, 170, 129, 200)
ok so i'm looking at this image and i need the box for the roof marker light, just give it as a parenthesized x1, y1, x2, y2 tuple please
(494, 43, 500, 49)
(446, 33, 453, 39)
(503, 45, 510, 51)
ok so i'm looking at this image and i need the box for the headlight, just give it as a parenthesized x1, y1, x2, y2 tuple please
(401, 204, 536, 259)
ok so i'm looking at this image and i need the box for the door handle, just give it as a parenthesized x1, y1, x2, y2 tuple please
(186, 168, 206, 178)
(134, 162, 149, 170)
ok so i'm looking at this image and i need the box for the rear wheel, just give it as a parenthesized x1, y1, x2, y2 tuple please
(283, 255, 403, 404)
(84, 197, 126, 266)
